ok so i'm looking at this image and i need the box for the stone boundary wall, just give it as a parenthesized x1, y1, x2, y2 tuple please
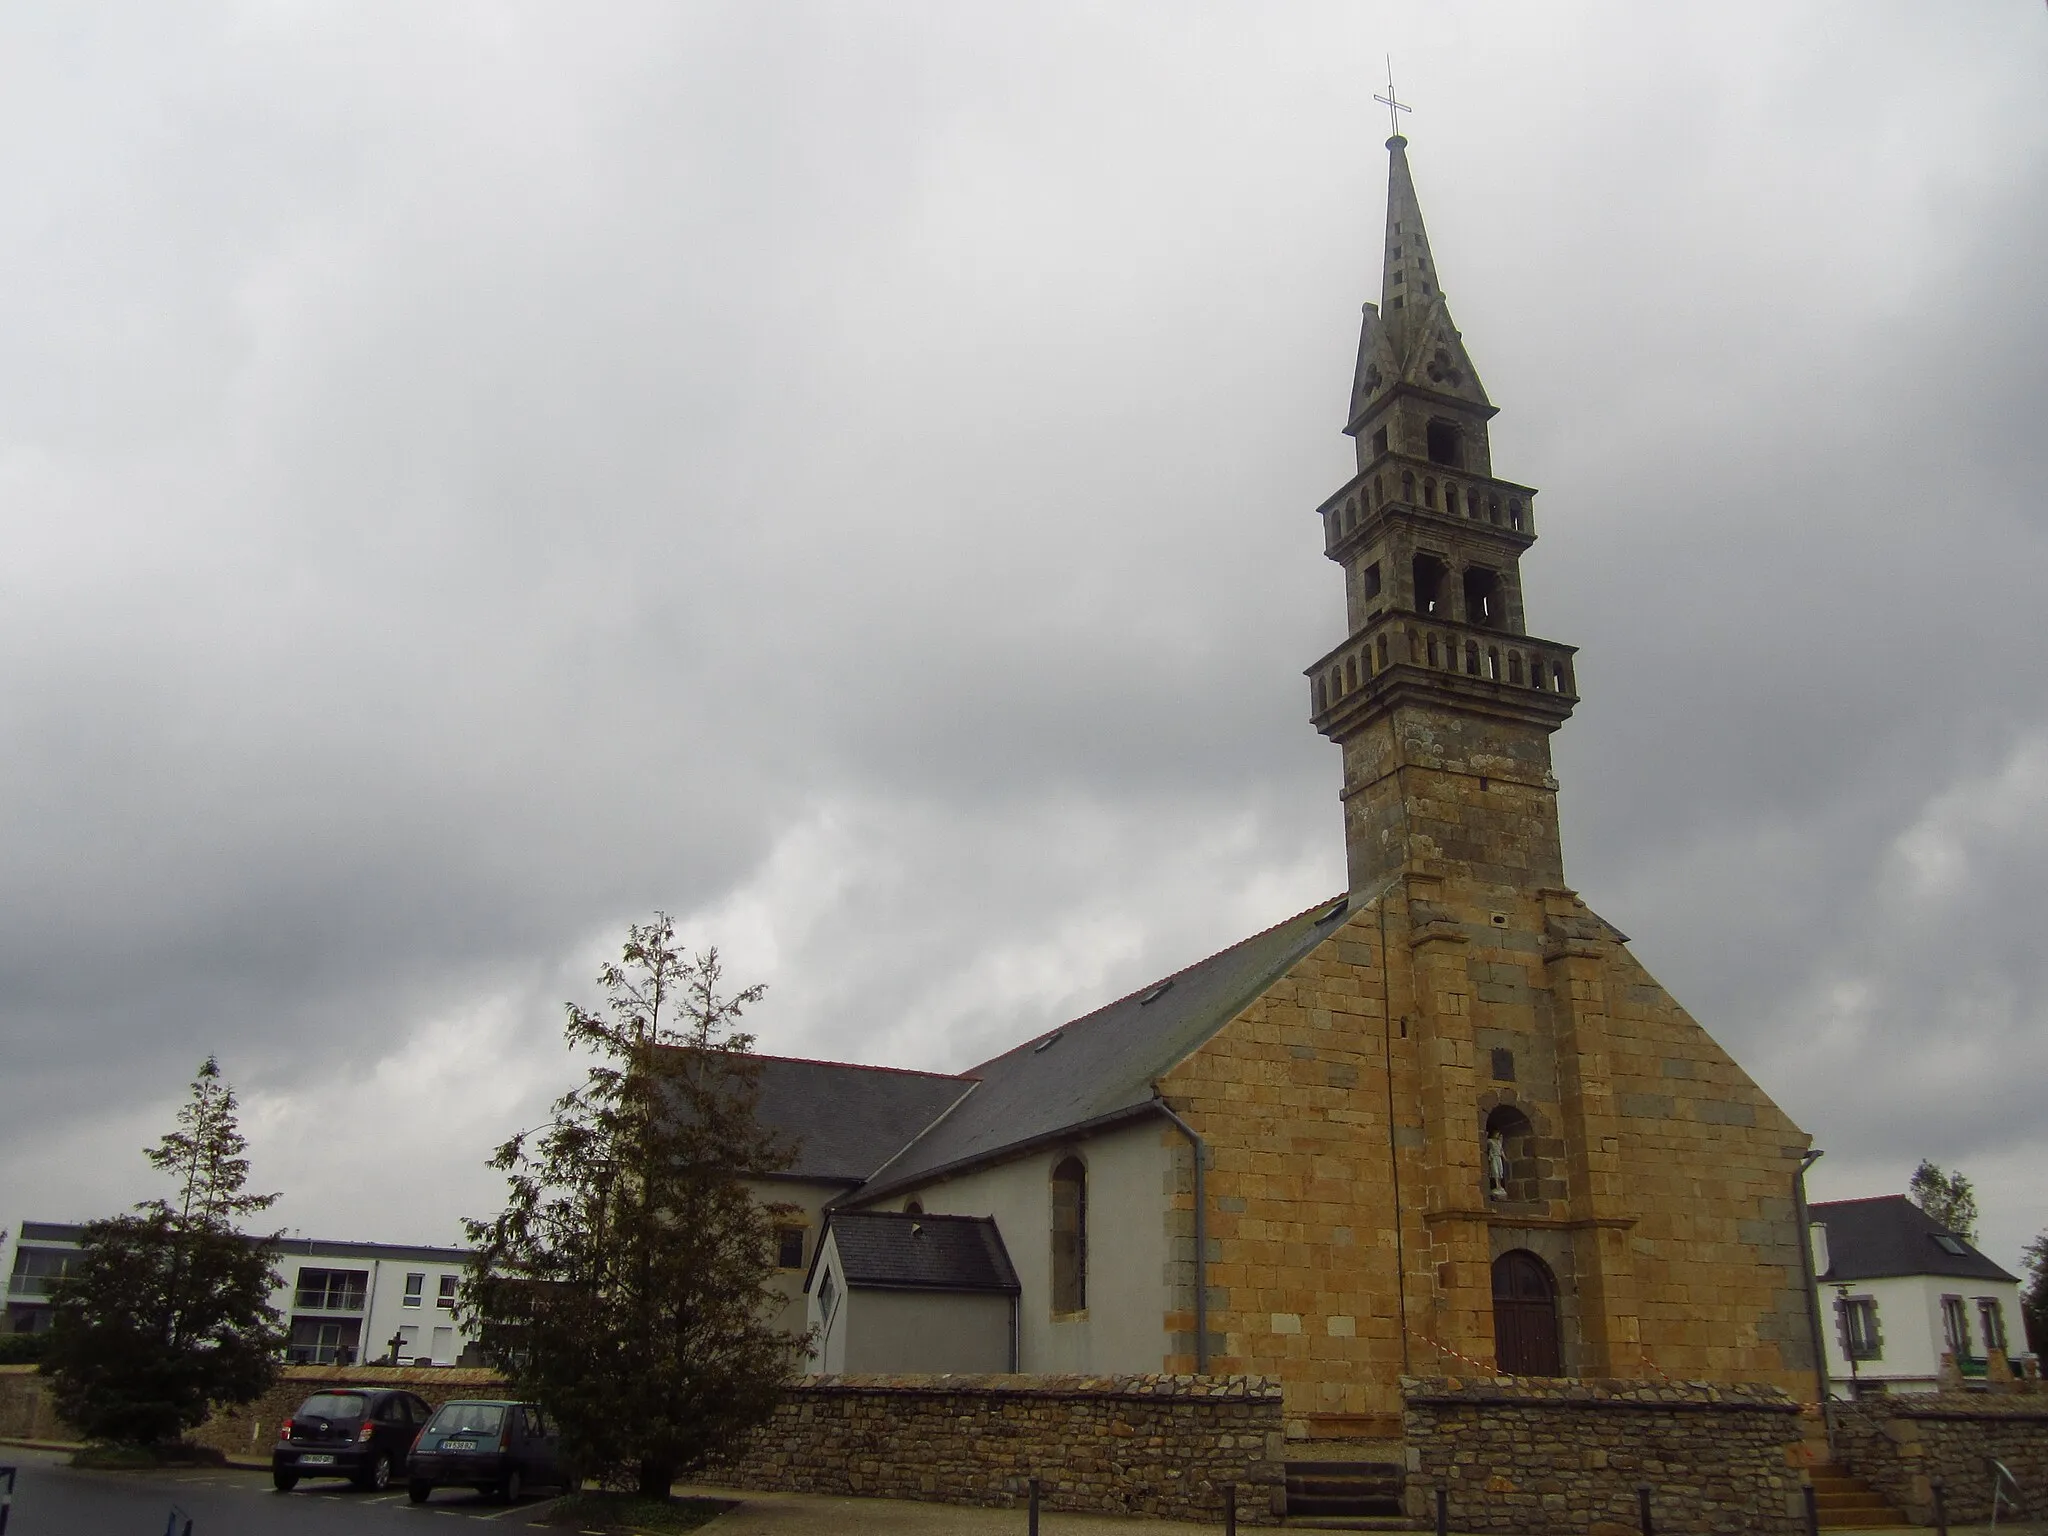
(0, 1363, 505, 1455)
(1402, 1376, 1804, 1536)
(0, 1364, 69, 1442)
(188, 1366, 507, 1459)
(704, 1372, 1284, 1525)
(1835, 1393, 2048, 1526)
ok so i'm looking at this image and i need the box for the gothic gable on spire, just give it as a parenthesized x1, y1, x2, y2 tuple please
(1397, 301, 1492, 411)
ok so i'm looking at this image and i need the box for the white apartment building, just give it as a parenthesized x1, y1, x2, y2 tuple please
(3, 1220, 478, 1367)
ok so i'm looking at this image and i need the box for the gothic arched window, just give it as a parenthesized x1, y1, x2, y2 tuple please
(1051, 1157, 1087, 1314)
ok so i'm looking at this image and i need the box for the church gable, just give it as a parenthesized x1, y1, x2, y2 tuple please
(1154, 880, 1813, 1424)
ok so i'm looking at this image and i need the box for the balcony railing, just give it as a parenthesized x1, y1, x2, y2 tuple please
(7, 1276, 56, 1298)
(1321, 458, 1538, 553)
(292, 1290, 367, 1312)
(1309, 615, 1577, 723)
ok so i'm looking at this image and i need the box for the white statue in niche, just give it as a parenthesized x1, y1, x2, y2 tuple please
(1485, 1130, 1509, 1200)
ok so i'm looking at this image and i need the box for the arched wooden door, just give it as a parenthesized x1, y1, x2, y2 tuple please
(1491, 1250, 1562, 1376)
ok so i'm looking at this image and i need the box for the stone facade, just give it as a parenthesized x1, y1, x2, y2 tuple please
(1834, 1391, 2048, 1525)
(705, 1372, 1283, 1525)
(1141, 129, 1816, 1433)
(1402, 1375, 1805, 1535)
(1155, 882, 1815, 1428)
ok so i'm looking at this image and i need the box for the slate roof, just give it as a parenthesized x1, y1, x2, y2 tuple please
(851, 894, 1355, 1201)
(1811, 1196, 2018, 1284)
(748, 1056, 972, 1184)
(823, 1210, 1019, 1293)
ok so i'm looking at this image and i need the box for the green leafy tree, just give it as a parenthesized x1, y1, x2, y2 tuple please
(2022, 1231, 2048, 1358)
(464, 914, 806, 1498)
(45, 1057, 284, 1445)
(1908, 1158, 1980, 1240)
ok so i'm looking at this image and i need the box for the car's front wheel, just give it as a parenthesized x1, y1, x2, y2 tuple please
(273, 1471, 299, 1492)
(356, 1452, 392, 1491)
(407, 1481, 432, 1504)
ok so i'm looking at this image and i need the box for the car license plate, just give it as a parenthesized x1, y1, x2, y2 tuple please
(300, 1454, 335, 1465)
(444, 1440, 475, 1451)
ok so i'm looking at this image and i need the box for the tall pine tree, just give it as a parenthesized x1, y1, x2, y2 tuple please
(465, 914, 806, 1498)
(46, 1057, 284, 1445)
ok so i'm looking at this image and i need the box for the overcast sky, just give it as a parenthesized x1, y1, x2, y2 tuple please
(2, 3, 2045, 1276)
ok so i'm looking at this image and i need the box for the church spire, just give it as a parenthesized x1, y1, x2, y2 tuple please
(1307, 122, 1578, 896)
(1349, 134, 1492, 439)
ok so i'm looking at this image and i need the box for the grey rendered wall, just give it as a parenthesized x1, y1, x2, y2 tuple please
(890, 1118, 1172, 1373)
(843, 1288, 1015, 1374)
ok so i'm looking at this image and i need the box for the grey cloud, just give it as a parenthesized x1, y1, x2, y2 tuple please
(1, 3, 2044, 1270)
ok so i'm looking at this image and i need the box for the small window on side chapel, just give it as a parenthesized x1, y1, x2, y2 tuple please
(1051, 1156, 1087, 1314)
(776, 1228, 806, 1270)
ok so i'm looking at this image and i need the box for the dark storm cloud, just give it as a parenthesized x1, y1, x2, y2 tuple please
(1, 3, 2043, 1260)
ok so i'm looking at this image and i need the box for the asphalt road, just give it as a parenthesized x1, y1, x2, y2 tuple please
(0, 1448, 568, 1535)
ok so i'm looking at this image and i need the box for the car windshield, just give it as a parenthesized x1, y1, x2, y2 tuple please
(297, 1393, 367, 1421)
(428, 1403, 505, 1435)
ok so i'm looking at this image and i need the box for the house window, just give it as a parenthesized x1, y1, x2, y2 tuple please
(293, 1269, 368, 1311)
(1051, 1156, 1087, 1314)
(436, 1275, 458, 1311)
(1942, 1295, 1974, 1359)
(1841, 1296, 1881, 1361)
(776, 1228, 806, 1270)
(1979, 1298, 2009, 1355)
(403, 1273, 424, 1308)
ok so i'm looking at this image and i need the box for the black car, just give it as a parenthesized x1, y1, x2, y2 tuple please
(273, 1387, 434, 1491)
(406, 1399, 570, 1504)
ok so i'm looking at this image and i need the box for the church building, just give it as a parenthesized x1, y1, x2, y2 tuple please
(755, 130, 1818, 1438)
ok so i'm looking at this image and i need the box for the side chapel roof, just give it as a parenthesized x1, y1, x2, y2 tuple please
(822, 1209, 1019, 1294)
(747, 1056, 974, 1184)
(848, 894, 1356, 1202)
(1811, 1195, 2018, 1284)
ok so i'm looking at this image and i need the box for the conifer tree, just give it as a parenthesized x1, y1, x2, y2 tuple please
(1908, 1158, 1980, 1241)
(45, 1057, 284, 1445)
(464, 914, 806, 1498)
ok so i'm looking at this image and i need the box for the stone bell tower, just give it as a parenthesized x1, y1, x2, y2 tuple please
(1306, 132, 1579, 896)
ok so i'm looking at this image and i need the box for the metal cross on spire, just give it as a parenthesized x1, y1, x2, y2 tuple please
(1373, 56, 1411, 139)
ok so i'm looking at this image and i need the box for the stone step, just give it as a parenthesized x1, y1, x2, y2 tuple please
(1803, 1460, 1911, 1530)
(1284, 1459, 1405, 1520)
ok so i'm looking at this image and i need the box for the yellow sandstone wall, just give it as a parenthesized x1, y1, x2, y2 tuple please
(1157, 876, 1814, 1432)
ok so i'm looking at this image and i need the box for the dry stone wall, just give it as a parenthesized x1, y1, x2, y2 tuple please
(0, 1363, 503, 1457)
(1402, 1375, 1804, 1536)
(705, 1372, 1284, 1525)
(0, 1364, 69, 1442)
(1834, 1392, 2048, 1525)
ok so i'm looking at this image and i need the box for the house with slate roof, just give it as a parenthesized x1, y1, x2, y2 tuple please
(1809, 1196, 2030, 1397)
(730, 129, 1824, 1438)
(805, 1210, 1019, 1374)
